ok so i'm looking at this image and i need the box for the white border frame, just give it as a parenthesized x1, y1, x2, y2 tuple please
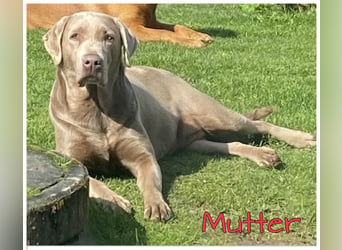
(23, 1, 320, 249)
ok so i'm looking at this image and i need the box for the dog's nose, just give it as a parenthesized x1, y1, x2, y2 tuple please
(82, 54, 102, 73)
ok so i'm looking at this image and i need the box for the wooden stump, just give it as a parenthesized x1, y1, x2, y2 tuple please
(27, 146, 89, 245)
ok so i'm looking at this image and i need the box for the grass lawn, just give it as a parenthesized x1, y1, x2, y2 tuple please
(26, 4, 317, 246)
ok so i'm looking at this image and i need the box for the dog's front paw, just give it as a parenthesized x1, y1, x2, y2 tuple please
(253, 146, 282, 167)
(144, 198, 171, 222)
(91, 194, 132, 214)
(197, 32, 213, 44)
(109, 192, 133, 214)
(185, 38, 210, 48)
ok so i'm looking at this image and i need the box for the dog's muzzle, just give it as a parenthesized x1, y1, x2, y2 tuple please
(78, 54, 103, 87)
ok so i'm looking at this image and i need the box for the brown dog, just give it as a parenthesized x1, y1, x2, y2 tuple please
(27, 4, 212, 47)
(44, 12, 315, 221)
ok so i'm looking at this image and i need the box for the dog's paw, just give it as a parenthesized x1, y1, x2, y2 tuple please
(197, 33, 213, 44)
(89, 177, 132, 213)
(254, 147, 282, 167)
(185, 38, 211, 48)
(108, 192, 132, 214)
(91, 195, 132, 214)
(286, 131, 316, 148)
(144, 199, 172, 222)
(176, 26, 213, 46)
(184, 33, 213, 47)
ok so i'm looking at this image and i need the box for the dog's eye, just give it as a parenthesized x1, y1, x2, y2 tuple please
(105, 34, 114, 42)
(70, 33, 79, 40)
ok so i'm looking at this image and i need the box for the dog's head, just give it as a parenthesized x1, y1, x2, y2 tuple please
(43, 11, 138, 87)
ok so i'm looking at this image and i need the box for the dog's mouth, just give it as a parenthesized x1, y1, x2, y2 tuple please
(78, 75, 101, 87)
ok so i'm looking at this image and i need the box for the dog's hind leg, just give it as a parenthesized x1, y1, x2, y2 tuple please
(128, 25, 209, 48)
(188, 140, 281, 167)
(242, 107, 315, 148)
(245, 120, 316, 148)
(191, 103, 315, 148)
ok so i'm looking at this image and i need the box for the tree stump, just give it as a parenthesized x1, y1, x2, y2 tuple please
(26, 146, 89, 245)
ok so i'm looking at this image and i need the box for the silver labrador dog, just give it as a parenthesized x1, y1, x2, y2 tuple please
(43, 12, 316, 221)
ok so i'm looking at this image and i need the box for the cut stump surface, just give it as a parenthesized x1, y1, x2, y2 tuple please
(27, 147, 89, 245)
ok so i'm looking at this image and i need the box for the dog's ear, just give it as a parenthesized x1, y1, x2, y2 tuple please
(43, 15, 70, 65)
(113, 18, 138, 67)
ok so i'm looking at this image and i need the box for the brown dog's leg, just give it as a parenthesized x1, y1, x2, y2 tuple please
(174, 24, 212, 43)
(128, 24, 211, 48)
(153, 21, 213, 45)
(126, 5, 212, 47)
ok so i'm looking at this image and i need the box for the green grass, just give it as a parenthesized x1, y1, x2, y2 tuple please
(26, 4, 316, 245)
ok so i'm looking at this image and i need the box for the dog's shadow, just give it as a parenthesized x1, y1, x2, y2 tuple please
(159, 150, 215, 200)
(69, 199, 147, 245)
(199, 27, 238, 39)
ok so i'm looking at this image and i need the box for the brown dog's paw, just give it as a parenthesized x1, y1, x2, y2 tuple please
(197, 32, 213, 44)
(144, 199, 172, 222)
(184, 38, 211, 48)
(186, 35, 213, 48)
(174, 25, 213, 46)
